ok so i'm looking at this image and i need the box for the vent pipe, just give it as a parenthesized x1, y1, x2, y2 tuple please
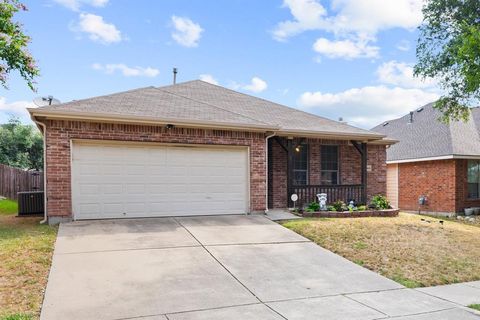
(408, 111, 414, 124)
(173, 67, 178, 84)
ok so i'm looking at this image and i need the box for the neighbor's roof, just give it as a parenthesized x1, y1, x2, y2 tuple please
(29, 80, 384, 140)
(372, 103, 480, 162)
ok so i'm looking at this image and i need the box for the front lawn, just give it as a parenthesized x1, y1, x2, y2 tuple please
(0, 199, 57, 320)
(282, 212, 480, 288)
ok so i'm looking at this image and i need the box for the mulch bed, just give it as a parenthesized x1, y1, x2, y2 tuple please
(301, 208, 399, 218)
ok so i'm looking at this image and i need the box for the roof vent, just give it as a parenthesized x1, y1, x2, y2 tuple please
(408, 111, 414, 124)
(382, 122, 389, 127)
(417, 107, 424, 112)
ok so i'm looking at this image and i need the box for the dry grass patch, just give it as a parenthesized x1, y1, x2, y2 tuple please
(282, 212, 480, 288)
(0, 199, 57, 319)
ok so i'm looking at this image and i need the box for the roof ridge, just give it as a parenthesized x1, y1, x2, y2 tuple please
(157, 85, 275, 127)
(192, 80, 375, 134)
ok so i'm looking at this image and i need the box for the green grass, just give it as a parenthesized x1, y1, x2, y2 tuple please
(0, 314, 33, 320)
(0, 199, 57, 319)
(0, 199, 18, 215)
(469, 304, 480, 311)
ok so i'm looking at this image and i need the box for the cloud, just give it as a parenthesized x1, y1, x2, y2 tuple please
(298, 86, 439, 128)
(53, 0, 108, 11)
(313, 37, 379, 59)
(199, 74, 219, 85)
(273, 0, 423, 60)
(396, 40, 410, 51)
(76, 13, 122, 44)
(376, 61, 437, 89)
(92, 63, 159, 77)
(272, 0, 328, 41)
(171, 16, 203, 47)
(243, 77, 268, 93)
(274, 0, 422, 40)
(0, 98, 36, 123)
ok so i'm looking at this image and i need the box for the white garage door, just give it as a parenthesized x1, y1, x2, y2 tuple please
(72, 141, 249, 220)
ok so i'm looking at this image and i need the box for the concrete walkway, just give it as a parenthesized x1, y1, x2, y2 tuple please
(40, 215, 480, 320)
(417, 282, 480, 307)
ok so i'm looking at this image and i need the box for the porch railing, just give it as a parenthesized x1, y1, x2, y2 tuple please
(289, 184, 365, 208)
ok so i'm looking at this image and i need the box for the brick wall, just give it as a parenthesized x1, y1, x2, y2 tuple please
(398, 160, 457, 213)
(455, 159, 480, 212)
(269, 138, 387, 208)
(44, 119, 266, 218)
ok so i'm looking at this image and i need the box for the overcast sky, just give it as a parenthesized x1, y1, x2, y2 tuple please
(0, 0, 440, 128)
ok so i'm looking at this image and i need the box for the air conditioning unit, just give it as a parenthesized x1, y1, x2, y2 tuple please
(18, 191, 44, 216)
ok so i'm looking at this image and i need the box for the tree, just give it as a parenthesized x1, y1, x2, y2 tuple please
(0, 117, 43, 170)
(414, 0, 480, 122)
(0, 0, 39, 90)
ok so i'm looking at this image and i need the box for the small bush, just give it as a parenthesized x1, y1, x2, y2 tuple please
(332, 200, 346, 212)
(306, 201, 320, 212)
(357, 205, 367, 211)
(327, 205, 336, 212)
(370, 195, 390, 210)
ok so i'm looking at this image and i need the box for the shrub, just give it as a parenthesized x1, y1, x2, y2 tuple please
(357, 205, 367, 211)
(371, 195, 390, 210)
(332, 200, 346, 212)
(306, 201, 320, 212)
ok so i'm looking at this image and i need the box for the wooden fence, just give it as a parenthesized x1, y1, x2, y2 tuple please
(0, 164, 44, 200)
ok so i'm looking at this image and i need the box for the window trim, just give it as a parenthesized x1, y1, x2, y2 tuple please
(292, 143, 309, 186)
(467, 160, 480, 200)
(320, 145, 339, 185)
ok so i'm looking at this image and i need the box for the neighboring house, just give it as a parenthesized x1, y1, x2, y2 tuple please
(373, 103, 480, 216)
(29, 80, 391, 224)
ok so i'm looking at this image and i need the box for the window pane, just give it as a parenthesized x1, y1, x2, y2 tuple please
(293, 170, 307, 185)
(293, 144, 308, 185)
(468, 160, 480, 198)
(321, 171, 338, 185)
(321, 146, 338, 185)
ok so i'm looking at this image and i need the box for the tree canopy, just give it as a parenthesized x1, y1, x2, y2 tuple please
(0, 117, 43, 170)
(414, 0, 480, 122)
(0, 0, 39, 90)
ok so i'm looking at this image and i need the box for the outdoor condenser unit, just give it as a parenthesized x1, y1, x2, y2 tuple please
(17, 191, 44, 216)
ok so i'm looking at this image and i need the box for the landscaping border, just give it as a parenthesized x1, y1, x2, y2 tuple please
(301, 208, 399, 218)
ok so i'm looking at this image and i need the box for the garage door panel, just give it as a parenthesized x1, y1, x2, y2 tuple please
(72, 143, 248, 219)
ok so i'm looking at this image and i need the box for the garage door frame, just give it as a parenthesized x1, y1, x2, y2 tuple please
(70, 139, 251, 220)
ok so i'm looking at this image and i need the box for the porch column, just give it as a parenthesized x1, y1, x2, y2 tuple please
(351, 141, 368, 204)
(287, 137, 294, 207)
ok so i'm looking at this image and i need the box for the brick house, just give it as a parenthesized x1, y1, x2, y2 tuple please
(29, 80, 391, 224)
(373, 103, 480, 216)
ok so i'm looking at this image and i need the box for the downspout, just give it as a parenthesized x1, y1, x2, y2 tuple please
(264, 132, 276, 213)
(31, 116, 48, 224)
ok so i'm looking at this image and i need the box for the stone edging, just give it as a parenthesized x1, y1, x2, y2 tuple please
(302, 209, 399, 218)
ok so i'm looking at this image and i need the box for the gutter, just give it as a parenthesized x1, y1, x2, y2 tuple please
(264, 132, 276, 213)
(31, 115, 48, 224)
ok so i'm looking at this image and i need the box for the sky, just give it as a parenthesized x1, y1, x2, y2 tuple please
(0, 0, 440, 129)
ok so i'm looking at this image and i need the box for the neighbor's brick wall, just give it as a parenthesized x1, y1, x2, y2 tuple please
(398, 160, 457, 213)
(44, 119, 267, 218)
(269, 138, 387, 208)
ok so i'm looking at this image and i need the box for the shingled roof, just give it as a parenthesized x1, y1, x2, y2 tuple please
(372, 103, 480, 162)
(29, 80, 384, 140)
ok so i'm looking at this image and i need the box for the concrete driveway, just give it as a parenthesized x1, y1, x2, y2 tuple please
(41, 215, 479, 320)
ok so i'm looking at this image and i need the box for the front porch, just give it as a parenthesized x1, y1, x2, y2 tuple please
(268, 137, 387, 209)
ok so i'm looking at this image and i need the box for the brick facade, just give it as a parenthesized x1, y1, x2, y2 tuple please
(397, 159, 480, 214)
(43, 119, 266, 218)
(268, 138, 387, 208)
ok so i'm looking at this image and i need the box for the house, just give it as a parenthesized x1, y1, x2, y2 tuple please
(372, 103, 480, 216)
(28, 80, 391, 224)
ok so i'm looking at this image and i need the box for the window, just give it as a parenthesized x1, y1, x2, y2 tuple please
(321, 145, 339, 185)
(468, 160, 480, 199)
(293, 144, 308, 185)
